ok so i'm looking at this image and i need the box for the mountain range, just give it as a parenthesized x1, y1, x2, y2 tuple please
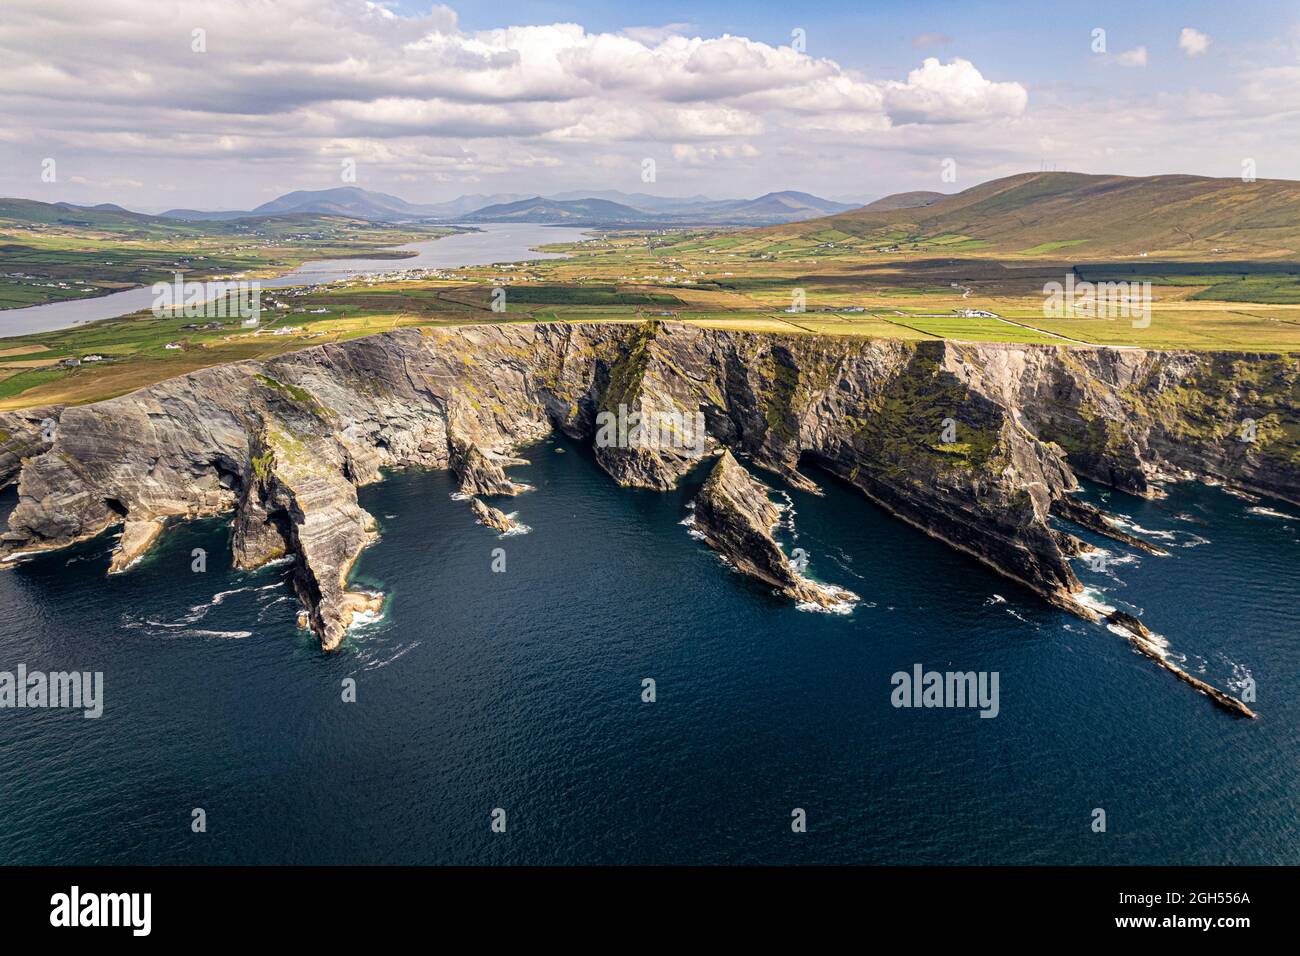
(20, 172, 1300, 258)
(767, 172, 1300, 257)
(158, 186, 857, 226)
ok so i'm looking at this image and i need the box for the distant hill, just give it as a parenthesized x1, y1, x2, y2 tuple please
(248, 186, 431, 220)
(714, 191, 857, 222)
(1, 198, 161, 230)
(159, 185, 855, 226)
(766, 172, 1300, 257)
(158, 207, 257, 221)
(462, 190, 854, 226)
(0, 197, 394, 240)
(547, 190, 721, 213)
(22, 174, 1300, 251)
(161, 189, 531, 222)
(54, 201, 137, 215)
(463, 196, 654, 225)
(418, 193, 530, 218)
(859, 190, 947, 212)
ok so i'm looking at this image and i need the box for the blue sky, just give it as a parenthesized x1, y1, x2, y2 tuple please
(2, 0, 1297, 210)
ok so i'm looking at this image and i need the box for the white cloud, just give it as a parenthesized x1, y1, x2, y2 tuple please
(1115, 46, 1149, 67)
(882, 58, 1028, 123)
(671, 142, 760, 165)
(0, 0, 1041, 206)
(1, 0, 1292, 208)
(0, 2, 1026, 138)
(1179, 28, 1211, 57)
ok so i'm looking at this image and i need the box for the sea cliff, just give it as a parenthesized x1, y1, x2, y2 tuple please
(0, 321, 1292, 712)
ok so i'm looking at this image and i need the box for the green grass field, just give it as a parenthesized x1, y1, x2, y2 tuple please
(3, 219, 1299, 410)
(0, 201, 459, 309)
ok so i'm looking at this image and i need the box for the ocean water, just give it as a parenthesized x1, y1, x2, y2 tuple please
(0, 434, 1296, 865)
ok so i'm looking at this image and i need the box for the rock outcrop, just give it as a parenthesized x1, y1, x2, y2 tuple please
(0, 407, 58, 489)
(108, 518, 167, 574)
(1051, 494, 1167, 556)
(449, 429, 530, 497)
(0, 320, 1292, 715)
(693, 450, 858, 608)
(1104, 609, 1257, 718)
(1105, 609, 1152, 639)
(468, 496, 519, 535)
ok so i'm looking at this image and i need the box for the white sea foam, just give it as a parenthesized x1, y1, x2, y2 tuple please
(1222, 486, 1260, 502)
(796, 596, 855, 615)
(794, 577, 859, 615)
(1247, 506, 1294, 520)
(1107, 623, 1171, 658)
(501, 516, 531, 537)
(1076, 588, 1116, 615)
(679, 512, 707, 540)
(1106, 515, 1177, 541)
(361, 641, 420, 670)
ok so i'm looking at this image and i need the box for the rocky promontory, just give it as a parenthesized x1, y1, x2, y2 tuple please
(693, 450, 858, 608)
(0, 320, 1292, 714)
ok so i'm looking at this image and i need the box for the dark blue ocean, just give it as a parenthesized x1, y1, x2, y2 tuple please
(0, 434, 1296, 865)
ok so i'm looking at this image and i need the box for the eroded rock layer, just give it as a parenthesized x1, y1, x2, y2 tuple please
(0, 322, 1293, 713)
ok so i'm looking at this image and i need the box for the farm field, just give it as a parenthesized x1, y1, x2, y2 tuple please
(2, 223, 1299, 410)
(0, 199, 458, 310)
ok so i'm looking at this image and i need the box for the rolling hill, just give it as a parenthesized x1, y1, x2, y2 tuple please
(160, 186, 855, 226)
(463, 190, 855, 225)
(859, 190, 947, 212)
(768, 172, 1300, 257)
(703, 191, 857, 223)
(461, 196, 654, 225)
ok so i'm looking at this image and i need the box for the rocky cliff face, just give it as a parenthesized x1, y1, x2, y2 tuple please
(0, 321, 1293, 712)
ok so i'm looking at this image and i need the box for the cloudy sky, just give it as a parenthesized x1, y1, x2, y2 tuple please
(2, 0, 1298, 211)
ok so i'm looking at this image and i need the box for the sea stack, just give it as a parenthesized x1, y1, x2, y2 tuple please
(692, 450, 858, 609)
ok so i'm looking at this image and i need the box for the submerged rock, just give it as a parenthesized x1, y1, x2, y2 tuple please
(693, 450, 858, 608)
